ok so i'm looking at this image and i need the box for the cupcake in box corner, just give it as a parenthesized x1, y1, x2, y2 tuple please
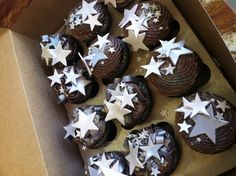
(40, 33, 83, 68)
(48, 65, 99, 104)
(175, 92, 236, 154)
(81, 33, 130, 84)
(65, 0, 111, 44)
(104, 75, 152, 129)
(121, 1, 179, 51)
(142, 38, 211, 97)
(64, 106, 117, 149)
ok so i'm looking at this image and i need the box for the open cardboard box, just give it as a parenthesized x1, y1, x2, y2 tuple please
(0, 0, 235, 176)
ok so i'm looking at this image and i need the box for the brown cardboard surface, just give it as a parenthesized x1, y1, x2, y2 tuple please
(0, 29, 47, 176)
(8, 30, 84, 176)
(63, 1, 236, 176)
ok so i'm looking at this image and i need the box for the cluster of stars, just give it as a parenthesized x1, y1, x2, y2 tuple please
(176, 93, 230, 144)
(66, 0, 102, 31)
(141, 38, 193, 77)
(103, 83, 137, 125)
(121, 3, 162, 52)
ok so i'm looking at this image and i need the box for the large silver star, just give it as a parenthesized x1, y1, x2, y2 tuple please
(122, 30, 149, 52)
(141, 57, 165, 78)
(64, 67, 81, 85)
(115, 87, 137, 109)
(119, 4, 139, 28)
(140, 137, 164, 162)
(68, 76, 91, 95)
(126, 17, 148, 37)
(189, 105, 229, 144)
(93, 33, 110, 49)
(125, 142, 144, 175)
(49, 41, 71, 66)
(104, 100, 131, 125)
(71, 110, 98, 138)
(78, 0, 98, 21)
(175, 97, 193, 119)
(84, 46, 108, 67)
(84, 13, 102, 31)
(107, 84, 124, 102)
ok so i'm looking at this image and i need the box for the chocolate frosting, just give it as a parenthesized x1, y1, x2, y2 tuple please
(146, 51, 210, 97)
(67, 2, 111, 44)
(125, 123, 180, 176)
(176, 92, 236, 154)
(106, 75, 152, 129)
(72, 105, 109, 149)
(88, 36, 130, 81)
(123, 1, 176, 49)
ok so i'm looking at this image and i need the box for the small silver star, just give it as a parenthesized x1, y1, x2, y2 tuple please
(177, 120, 192, 134)
(108, 47, 116, 54)
(47, 69, 63, 87)
(164, 64, 176, 75)
(141, 57, 165, 78)
(216, 100, 230, 112)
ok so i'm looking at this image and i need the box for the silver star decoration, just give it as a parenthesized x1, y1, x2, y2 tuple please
(84, 13, 102, 31)
(94, 153, 114, 175)
(215, 111, 224, 122)
(104, 0, 116, 8)
(119, 4, 139, 28)
(104, 100, 131, 125)
(84, 46, 108, 67)
(40, 43, 52, 66)
(125, 142, 144, 175)
(189, 105, 229, 144)
(155, 38, 192, 65)
(138, 129, 149, 139)
(175, 97, 192, 119)
(78, 0, 97, 21)
(196, 137, 201, 142)
(108, 47, 116, 54)
(141, 2, 150, 10)
(140, 137, 163, 162)
(63, 123, 77, 139)
(216, 100, 230, 112)
(49, 35, 60, 47)
(68, 76, 91, 95)
(107, 84, 124, 102)
(49, 41, 71, 66)
(71, 110, 98, 138)
(151, 167, 161, 176)
(141, 57, 165, 78)
(47, 69, 63, 87)
(164, 64, 176, 75)
(93, 33, 110, 49)
(115, 87, 137, 109)
(126, 17, 148, 37)
(178, 120, 192, 134)
(64, 67, 81, 85)
(123, 30, 149, 52)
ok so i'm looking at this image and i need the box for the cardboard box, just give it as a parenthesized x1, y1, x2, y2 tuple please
(0, 0, 235, 175)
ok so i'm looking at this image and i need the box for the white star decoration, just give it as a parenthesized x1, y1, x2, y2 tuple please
(119, 4, 139, 28)
(178, 120, 192, 134)
(84, 13, 102, 30)
(78, 0, 97, 21)
(164, 64, 176, 75)
(151, 167, 161, 176)
(175, 93, 210, 118)
(125, 142, 144, 175)
(64, 67, 81, 85)
(104, 100, 131, 125)
(63, 123, 77, 139)
(123, 30, 149, 52)
(40, 43, 52, 66)
(68, 76, 91, 95)
(115, 87, 137, 108)
(71, 110, 98, 138)
(155, 38, 193, 65)
(126, 17, 148, 37)
(141, 57, 165, 78)
(49, 41, 71, 66)
(108, 47, 116, 53)
(215, 112, 224, 121)
(84, 46, 108, 67)
(189, 105, 229, 144)
(216, 100, 230, 112)
(107, 84, 124, 102)
(93, 33, 111, 49)
(47, 69, 63, 87)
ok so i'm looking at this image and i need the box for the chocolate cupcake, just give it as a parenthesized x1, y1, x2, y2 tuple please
(82, 33, 130, 84)
(85, 152, 129, 175)
(121, 1, 179, 51)
(64, 106, 116, 149)
(125, 123, 180, 176)
(104, 0, 133, 11)
(142, 38, 210, 97)
(104, 75, 152, 129)
(175, 92, 236, 154)
(47, 65, 98, 104)
(40, 33, 83, 68)
(66, 0, 111, 44)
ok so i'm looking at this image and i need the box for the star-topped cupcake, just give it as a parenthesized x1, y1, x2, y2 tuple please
(104, 75, 152, 129)
(121, 1, 179, 51)
(47, 65, 98, 104)
(64, 105, 116, 149)
(142, 38, 211, 97)
(40, 33, 83, 68)
(175, 92, 236, 154)
(65, 0, 111, 44)
(80, 33, 130, 84)
(125, 123, 180, 176)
